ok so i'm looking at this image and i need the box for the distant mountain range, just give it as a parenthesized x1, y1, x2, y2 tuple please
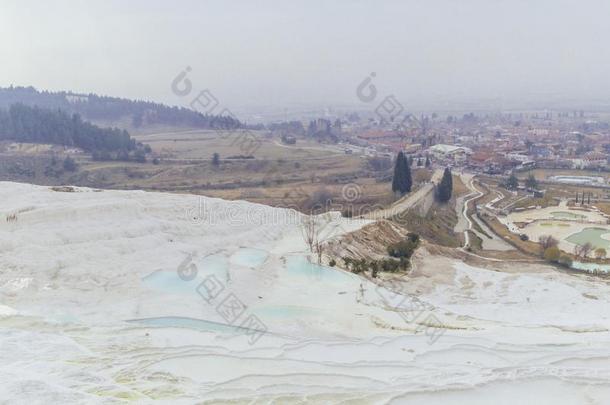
(0, 86, 242, 130)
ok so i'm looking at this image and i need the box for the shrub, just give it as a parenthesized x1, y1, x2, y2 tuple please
(387, 235, 420, 259)
(328, 259, 336, 267)
(134, 149, 147, 163)
(594, 248, 607, 260)
(543, 246, 561, 262)
(519, 234, 529, 241)
(371, 263, 379, 278)
(62, 156, 77, 172)
(305, 187, 333, 213)
(539, 235, 559, 251)
(558, 255, 573, 268)
(341, 207, 353, 218)
(380, 258, 408, 272)
(368, 156, 392, 171)
(406, 232, 420, 244)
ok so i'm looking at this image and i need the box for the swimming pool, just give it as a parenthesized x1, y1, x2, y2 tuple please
(566, 227, 610, 250)
(550, 211, 587, 220)
(549, 175, 604, 185)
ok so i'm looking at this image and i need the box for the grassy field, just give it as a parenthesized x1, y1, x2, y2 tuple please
(133, 129, 338, 160)
(390, 174, 468, 248)
(0, 130, 413, 213)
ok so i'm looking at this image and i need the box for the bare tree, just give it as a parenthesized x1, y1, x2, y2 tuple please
(539, 235, 559, 251)
(581, 242, 594, 258)
(301, 215, 317, 253)
(574, 242, 594, 258)
(315, 240, 324, 264)
(300, 212, 333, 264)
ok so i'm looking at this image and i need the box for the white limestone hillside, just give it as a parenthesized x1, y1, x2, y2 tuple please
(2, 181, 610, 404)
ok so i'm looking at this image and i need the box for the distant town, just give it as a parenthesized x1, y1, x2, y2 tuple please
(279, 109, 610, 179)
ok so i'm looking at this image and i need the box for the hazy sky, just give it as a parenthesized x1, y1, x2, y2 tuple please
(2, 0, 610, 111)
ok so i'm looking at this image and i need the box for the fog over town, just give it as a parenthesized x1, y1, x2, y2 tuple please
(3, 0, 610, 114)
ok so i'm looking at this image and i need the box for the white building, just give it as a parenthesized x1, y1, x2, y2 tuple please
(428, 144, 472, 163)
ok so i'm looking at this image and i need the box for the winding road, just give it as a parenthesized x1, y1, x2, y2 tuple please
(456, 174, 514, 251)
(363, 169, 443, 220)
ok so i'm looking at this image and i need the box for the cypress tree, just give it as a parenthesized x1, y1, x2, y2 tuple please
(405, 156, 412, 192)
(506, 172, 519, 190)
(437, 167, 453, 202)
(392, 151, 412, 194)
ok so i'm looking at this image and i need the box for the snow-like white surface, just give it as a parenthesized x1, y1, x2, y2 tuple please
(2, 181, 610, 403)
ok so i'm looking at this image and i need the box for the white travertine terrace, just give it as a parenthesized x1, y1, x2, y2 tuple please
(2, 182, 610, 403)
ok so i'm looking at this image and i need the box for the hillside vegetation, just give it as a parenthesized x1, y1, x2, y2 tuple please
(0, 104, 148, 161)
(0, 86, 242, 130)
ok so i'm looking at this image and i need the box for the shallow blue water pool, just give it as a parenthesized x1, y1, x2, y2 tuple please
(285, 255, 355, 283)
(142, 254, 229, 293)
(126, 316, 261, 333)
(256, 304, 319, 319)
(230, 248, 268, 268)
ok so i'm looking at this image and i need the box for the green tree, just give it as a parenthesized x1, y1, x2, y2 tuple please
(212, 152, 220, 167)
(436, 167, 453, 202)
(391, 151, 412, 195)
(595, 248, 607, 259)
(543, 246, 561, 262)
(558, 254, 573, 268)
(506, 172, 519, 190)
(62, 156, 77, 172)
(525, 173, 538, 189)
(134, 149, 146, 163)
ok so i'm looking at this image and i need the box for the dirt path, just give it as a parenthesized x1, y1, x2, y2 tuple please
(459, 174, 514, 251)
(363, 169, 442, 220)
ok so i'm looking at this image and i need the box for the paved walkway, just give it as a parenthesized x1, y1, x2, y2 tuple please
(363, 170, 442, 220)
(458, 174, 514, 251)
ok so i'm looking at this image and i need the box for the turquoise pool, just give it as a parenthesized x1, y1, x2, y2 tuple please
(566, 227, 610, 250)
(285, 256, 356, 283)
(572, 261, 610, 273)
(142, 254, 228, 293)
(550, 211, 586, 220)
(230, 248, 268, 268)
(256, 304, 319, 319)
